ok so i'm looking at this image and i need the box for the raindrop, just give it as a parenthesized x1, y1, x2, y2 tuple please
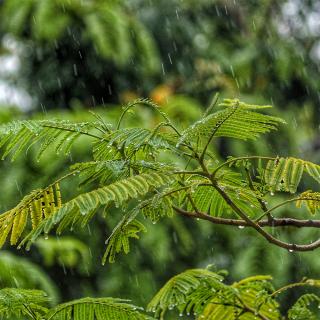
(73, 64, 78, 76)
(61, 262, 67, 275)
(215, 5, 220, 16)
(161, 63, 165, 75)
(175, 8, 180, 19)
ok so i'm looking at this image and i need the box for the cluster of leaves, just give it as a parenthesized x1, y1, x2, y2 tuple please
(0, 288, 150, 320)
(0, 97, 320, 319)
(1, 267, 320, 320)
(0, 97, 320, 262)
(148, 267, 320, 320)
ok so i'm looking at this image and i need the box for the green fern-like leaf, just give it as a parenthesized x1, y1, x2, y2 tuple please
(189, 186, 227, 216)
(201, 275, 280, 320)
(0, 252, 59, 305)
(287, 294, 320, 320)
(189, 169, 261, 218)
(45, 297, 152, 320)
(265, 157, 305, 193)
(264, 157, 320, 194)
(0, 288, 49, 319)
(71, 160, 129, 187)
(0, 120, 101, 160)
(20, 172, 173, 250)
(94, 127, 177, 161)
(103, 215, 146, 264)
(147, 268, 224, 318)
(0, 183, 62, 248)
(140, 195, 174, 223)
(177, 99, 285, 146)
(296, 191, 320, 215)
(71, 160, 176, 188)
(148, 268, 280, 320)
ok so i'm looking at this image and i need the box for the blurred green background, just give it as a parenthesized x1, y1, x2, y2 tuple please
(0, 0, 320, 317)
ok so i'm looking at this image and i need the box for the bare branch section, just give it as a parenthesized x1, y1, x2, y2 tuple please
(174, 207, 320, 228)
(174, 206, 320, 252)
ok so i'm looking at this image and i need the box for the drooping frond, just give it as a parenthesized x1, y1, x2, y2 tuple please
(0, 183, 62, 247)
(0, 288, 49, 319)
(0, 120, 102, 160)
(140, 193, 174, 223)
(287, 294, 320, 320)
(0, 252, 59, 304)
(147, 268, 224, 318)
(296, 191, 320, 215)
(45, 297, 152, 320)
(103, 214, 146, 264)
(21, 172, 173, 249)
(35, 236, 91, 272)
(264, 157, 320, 193)
(177, 99, 285, 146)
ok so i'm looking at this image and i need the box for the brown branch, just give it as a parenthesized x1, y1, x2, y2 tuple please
(189, 141, 320, 252)
(173, 206, 320, 252)
(215, 184, 320, 252)
(173, 207, 320, 228)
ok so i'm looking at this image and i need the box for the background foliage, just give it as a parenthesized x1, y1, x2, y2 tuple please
(0, 0, 320, 319)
